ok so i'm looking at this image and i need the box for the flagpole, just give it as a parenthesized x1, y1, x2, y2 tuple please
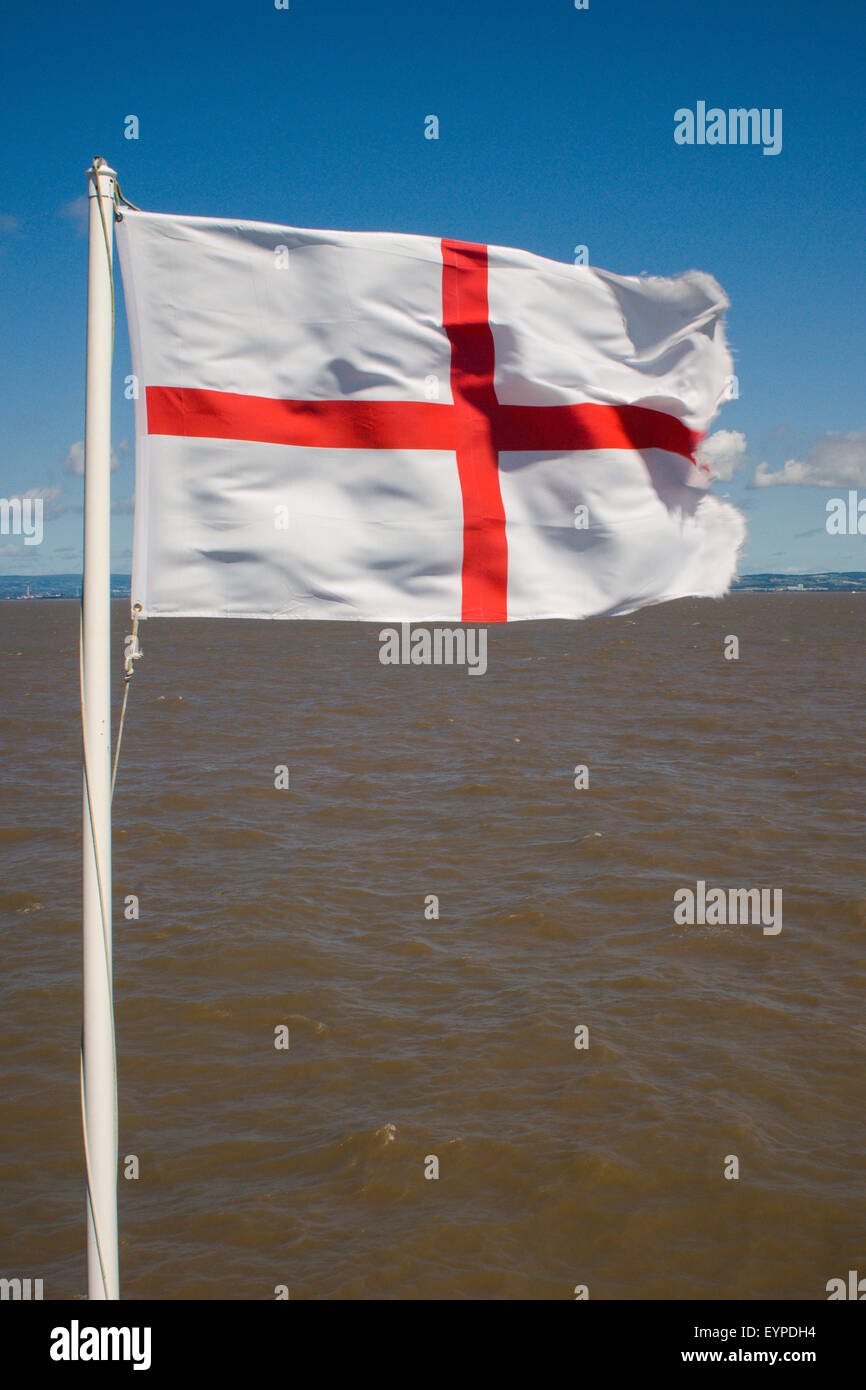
(81, 157, 119, 1299)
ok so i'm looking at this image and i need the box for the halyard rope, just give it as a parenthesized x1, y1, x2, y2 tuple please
(111, 606, 142, 801)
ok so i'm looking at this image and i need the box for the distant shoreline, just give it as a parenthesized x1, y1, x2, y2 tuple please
(731, 573, 866, 592)
(1, 573, 865, 599)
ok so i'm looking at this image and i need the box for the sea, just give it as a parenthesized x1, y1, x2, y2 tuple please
(0, 593, 863, 1299)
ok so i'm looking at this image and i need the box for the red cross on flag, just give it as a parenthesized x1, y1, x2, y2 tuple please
(116, 211, 745, 622)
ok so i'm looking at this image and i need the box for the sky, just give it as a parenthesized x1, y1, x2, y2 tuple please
(0, 0, 863, 576)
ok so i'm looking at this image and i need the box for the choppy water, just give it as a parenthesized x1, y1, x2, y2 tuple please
(0, 594, 863, 1299)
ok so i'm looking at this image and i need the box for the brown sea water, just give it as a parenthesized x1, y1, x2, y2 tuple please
(0, 594, 863, 1300)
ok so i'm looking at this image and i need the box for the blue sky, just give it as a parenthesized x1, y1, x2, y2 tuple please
(0, 0, 863, 575)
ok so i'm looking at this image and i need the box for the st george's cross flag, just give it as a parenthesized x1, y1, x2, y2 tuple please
(116, 211, 745, 622)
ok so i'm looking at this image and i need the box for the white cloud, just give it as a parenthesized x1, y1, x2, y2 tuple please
(22, 483, 66, 519)
(22, 484, 61, 500)
(0, 542, 38, 561)
(64, 441, 85, 475)
(754, 429, 866, 487)
(64, 440, 121, 475)
(696, 429, 748, 480)
(61, 196, 89, 236)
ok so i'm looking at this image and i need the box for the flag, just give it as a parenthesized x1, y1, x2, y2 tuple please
(116, 211, 744, 622)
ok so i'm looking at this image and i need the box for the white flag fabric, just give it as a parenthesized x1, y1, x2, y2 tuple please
(116, 210, 744, 622)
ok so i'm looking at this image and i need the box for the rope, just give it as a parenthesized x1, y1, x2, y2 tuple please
(112, 605, 143, 801)
(113, 180, 141, 215)
(91, 159, 115, 357)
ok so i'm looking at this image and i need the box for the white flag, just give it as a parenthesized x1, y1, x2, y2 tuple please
(116, 210, 744, 621)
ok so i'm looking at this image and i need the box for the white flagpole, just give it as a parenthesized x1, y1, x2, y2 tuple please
(81, 157, 119, 1300)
